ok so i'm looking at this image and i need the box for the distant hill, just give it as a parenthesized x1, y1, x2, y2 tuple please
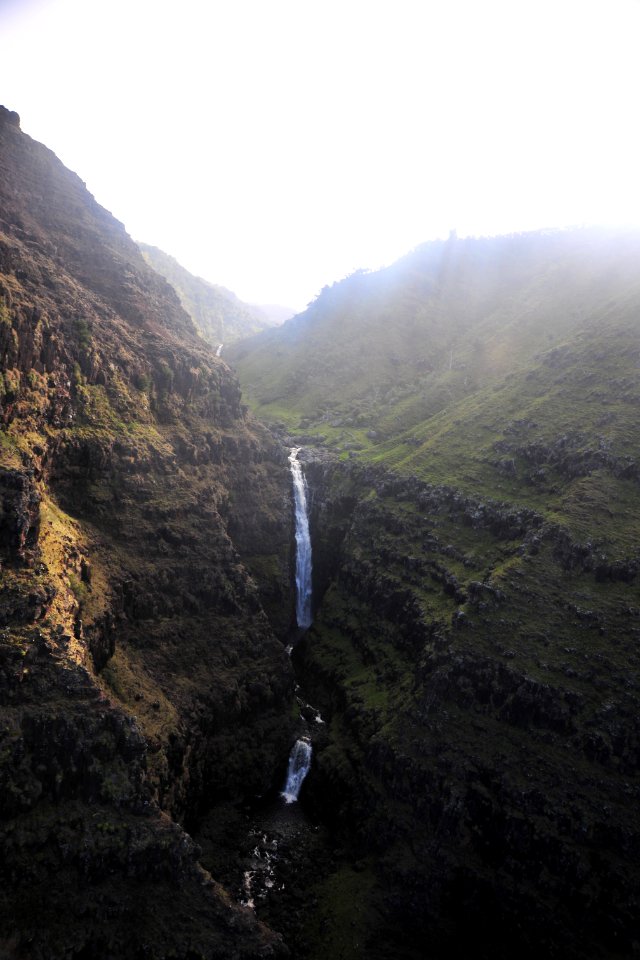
(249, 302, 297, 326)
(139, 243, 294, 347)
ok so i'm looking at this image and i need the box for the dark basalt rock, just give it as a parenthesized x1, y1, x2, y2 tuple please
(0, 467, 41, 564)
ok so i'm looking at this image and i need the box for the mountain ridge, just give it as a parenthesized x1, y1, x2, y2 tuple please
(139, 241, 294, 348)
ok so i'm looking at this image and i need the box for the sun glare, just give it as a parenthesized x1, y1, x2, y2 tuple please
(1, 0, 639, 308)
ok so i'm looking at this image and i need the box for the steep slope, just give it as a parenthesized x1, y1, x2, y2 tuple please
(139, 242, 292, 348)
(230, 230, 640, 957)
(0, 105, 295, 958)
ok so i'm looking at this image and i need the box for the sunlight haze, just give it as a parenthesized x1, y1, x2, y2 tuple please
(1, 0, 639, 309)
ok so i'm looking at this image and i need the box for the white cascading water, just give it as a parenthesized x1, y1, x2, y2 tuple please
(216, 343, 223, 357)
(281, 738, 312, 803)
(288, 447, 312, 629)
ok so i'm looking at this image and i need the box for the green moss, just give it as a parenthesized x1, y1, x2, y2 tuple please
(68, 574, 88, 608)
(0, 296, 12, 327)
(74, 317, 92, 350)
(1, 368, 21, 400)
(135, 372, 152, 393)
(0, 429, 22, 467)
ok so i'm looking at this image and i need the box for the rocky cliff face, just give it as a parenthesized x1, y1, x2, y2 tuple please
(293, 456, 640, 959)
(0, 105, 296, 958)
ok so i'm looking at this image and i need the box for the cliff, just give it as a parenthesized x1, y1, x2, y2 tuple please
(0, 105, 295, 958)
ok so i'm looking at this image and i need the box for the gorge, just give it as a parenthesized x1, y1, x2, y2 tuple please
(1, 103, 640, 960)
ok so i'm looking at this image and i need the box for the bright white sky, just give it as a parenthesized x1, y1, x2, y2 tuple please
(1, 0, 639, 309)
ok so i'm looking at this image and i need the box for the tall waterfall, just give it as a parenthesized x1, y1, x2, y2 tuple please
(281, 738, 312, 803)
(289, 447, 312, 629)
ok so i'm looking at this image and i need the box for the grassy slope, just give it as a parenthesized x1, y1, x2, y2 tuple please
(230, 227, 640, 442)
(232, 225, 640, 570)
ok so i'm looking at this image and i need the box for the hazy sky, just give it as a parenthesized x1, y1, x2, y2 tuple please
(1, 0, 639, 309)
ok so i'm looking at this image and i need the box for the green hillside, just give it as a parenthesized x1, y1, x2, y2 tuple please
(230, 227, 640, 448)
(139, 242, 291, 347)
(231, 226, 640, 595)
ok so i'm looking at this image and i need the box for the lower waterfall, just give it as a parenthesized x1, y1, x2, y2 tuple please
(281, 738, 312, 803)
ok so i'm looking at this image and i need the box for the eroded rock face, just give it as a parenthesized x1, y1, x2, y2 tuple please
(294, 459, 640, 960)
(0, 467, 41, 563)
(0, 105, 294, 958)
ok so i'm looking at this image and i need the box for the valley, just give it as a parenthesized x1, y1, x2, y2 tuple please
(1, 101, 639, 959)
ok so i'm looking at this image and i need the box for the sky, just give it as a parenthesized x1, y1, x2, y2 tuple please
(1, 0, 640, 310)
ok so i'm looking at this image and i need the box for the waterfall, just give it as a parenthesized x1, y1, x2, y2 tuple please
(281, 738, 312, 803)
(289, 447, 312, 629)
(216, 343, 223, 357)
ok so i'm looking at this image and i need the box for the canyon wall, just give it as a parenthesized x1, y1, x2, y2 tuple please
(0, 105, 295, 959)
(293, 455, 640, 958)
